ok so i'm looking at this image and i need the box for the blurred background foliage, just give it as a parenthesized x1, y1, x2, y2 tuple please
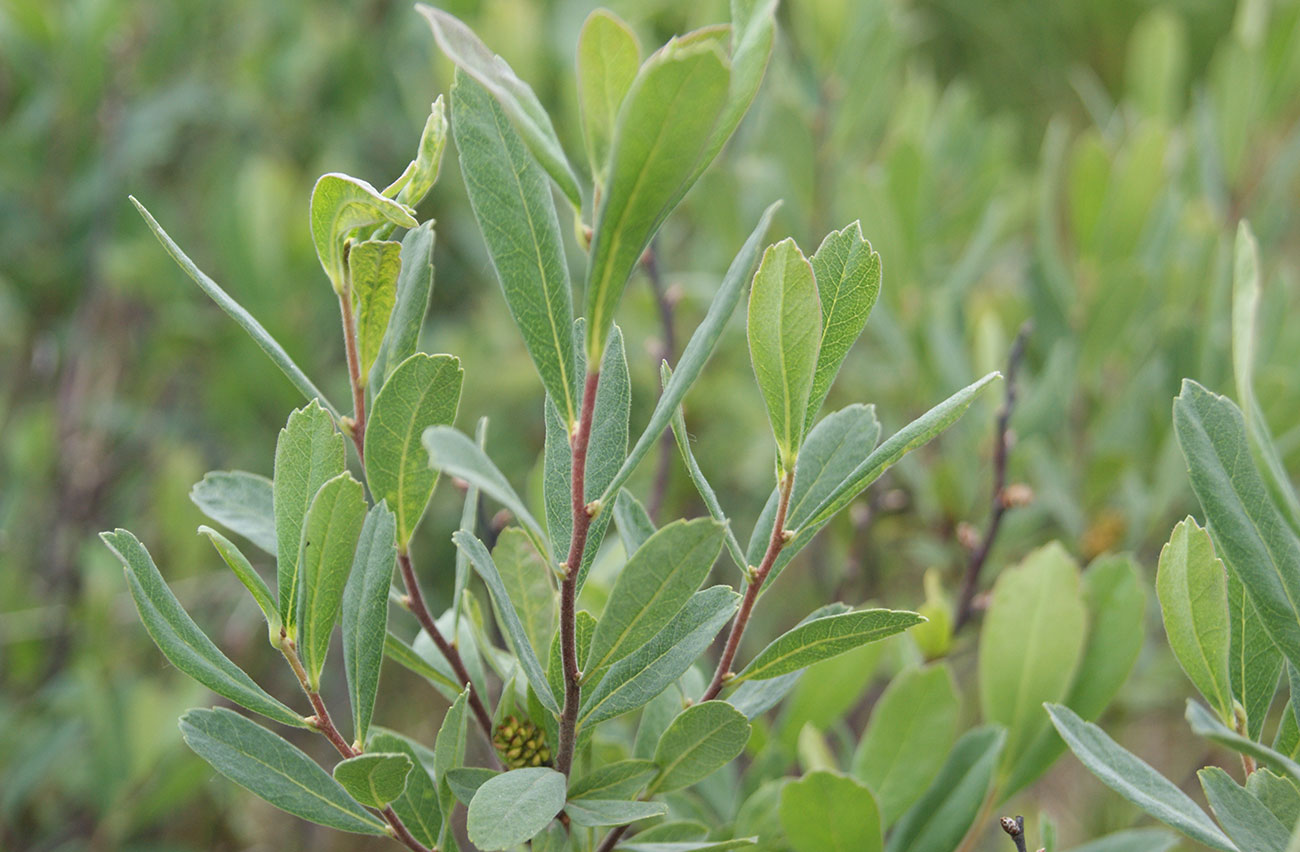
(3, 0, 1300, 849)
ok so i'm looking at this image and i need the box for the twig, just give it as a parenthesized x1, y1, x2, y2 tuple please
(595, 822, 630, 852)
(555, 369, 602, 775)
(701, 471, 795, 702)
(397, 550, 497, 748)
(641, 244, 677, 521)
(953, 322, 1032, 632)
(279, 635, 432, 852)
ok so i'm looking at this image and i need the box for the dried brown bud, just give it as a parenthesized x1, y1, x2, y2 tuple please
(1000, 817, 1022, 837)
(1001, 483, 1034, 509)
(957, 522, 981, 551)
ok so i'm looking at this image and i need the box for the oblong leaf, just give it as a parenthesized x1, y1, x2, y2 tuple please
(102, 530, 304, 728)
(584, 39, 731, 362)
(453, 531, 559, 715)
(576, 9, 640, 181)
(491, 528, 556, 664)
(366, 353, 464, 546)
(580, 586, 740, 726)
(1174, 379, 1300, 674)
(343, 503, 398, 747)
(747, 237, 821, 472)
(384, 632, 462, 696)
(466, 767, 567, 851)
(273, 401, 346, 630)
(349, 239, 402, 385)
(1199, 766, 1289, 852)
(199, 526, 279, 638)
(130, 198, 340, 418)
(191, 470, 276, 555)
(886, 727, 1005, 852)
(1046, 704, 1234, 851)
(1157, 517, 1233, 719)
(333, 753, 413, 808)
(451, 71, 578, 425)
(418, 4, 581, 208)
(565, 799, 667, 827)
(601, 201, 780, 505)
(851, 664, 960, 825)
(613, 489, 657, 555)
(369, 728, 443, 847)
(804, 223, 882, 432)
(735, 609, 923, 682)
(179, 707, 383, 834)
(295, 472, 367, 689)
(780, 770, 882, 852)
(369, 221, 436, 388)
(568, 759, 658, 801)
(651, 700, 750, 793)
(1186, 700, 1300, 783)
(587, 518, 726, 678)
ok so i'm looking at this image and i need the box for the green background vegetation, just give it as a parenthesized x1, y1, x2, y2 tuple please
(3, 0, 1300, 848)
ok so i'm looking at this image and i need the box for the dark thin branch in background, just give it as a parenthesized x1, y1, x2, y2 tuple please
(641, 243, 677, 521)
(953, 322, 1033, 632)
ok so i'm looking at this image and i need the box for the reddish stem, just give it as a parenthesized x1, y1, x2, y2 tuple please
(555, 369, 601, 776)
(701, 471, 794, 702)
(338, 290, 367, 461)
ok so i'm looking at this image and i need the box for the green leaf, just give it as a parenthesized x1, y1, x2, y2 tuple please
(447, 767, 497, 805)
(580, 586, 740, 726)
(1199, 766, 1289, 852)
(1157, 518, 1233, 719)
(613, 489, 657, 554)
(129, 197, 340, 418)
(368, 728, 443, 848)
(576, 9, 640, 183)
(333, 753, 413, 808)
(466, 767, 567, 851)
(418, 4, 581, 208)
(1232, 221, 1300, 536)
(295, 472, 367, 689)
(103, 531, 304, 727)
(388, 96, 449, 208)
(348, 239, 402, 385)
(366, 353, 464, 546)
(601, 201, 779, 505)
(620, 841, 757, 852)
(799, 372, 1001, 531)
(1002, 553, 1146, 796)
(586, 518, 726, 679)
(491, 528, 556, 664)
(179, 707, 383, 834)
(199, 526, 279, 639)
(735, 609, 923, 682)
(1062, 830, 1179, 852)
(1247, 768, 1300, 828)
(633, 822, 710, 843)
(780, 771, 883, 852)
(565, 799, 667, 827)
(452, 417, 489, 639)
(424, 426, 551, 561)
(650, 700, 750, 793)
(584, 38, 731, 362)
(787, 404, 881, 530)
(568, 759, 658, 801)
(747, 238, 821, 472)
(451, 71, 579, 425)
(435, 688, 470, 849)
(191, 471, 276, 555)
(666, 366, 746, 569)
(978, 543, 1087, 773)
(1186, 700, 1300, 783)
(1174, 379, 1300, 674)
(886, 727, 1005, 852)
(273, 402, 346, 630)
(370, 222, 436, 388)
(1228, 562, 1284, 740)
(542, 321, 630, 586)
(309, 173, 417, 291)
(851, 664, 960, 825)
(1046, 704, 1234, 851)
(453, 531, 559, 715)
(804, 223, 882, 431)
(342, 503, 397, 747)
